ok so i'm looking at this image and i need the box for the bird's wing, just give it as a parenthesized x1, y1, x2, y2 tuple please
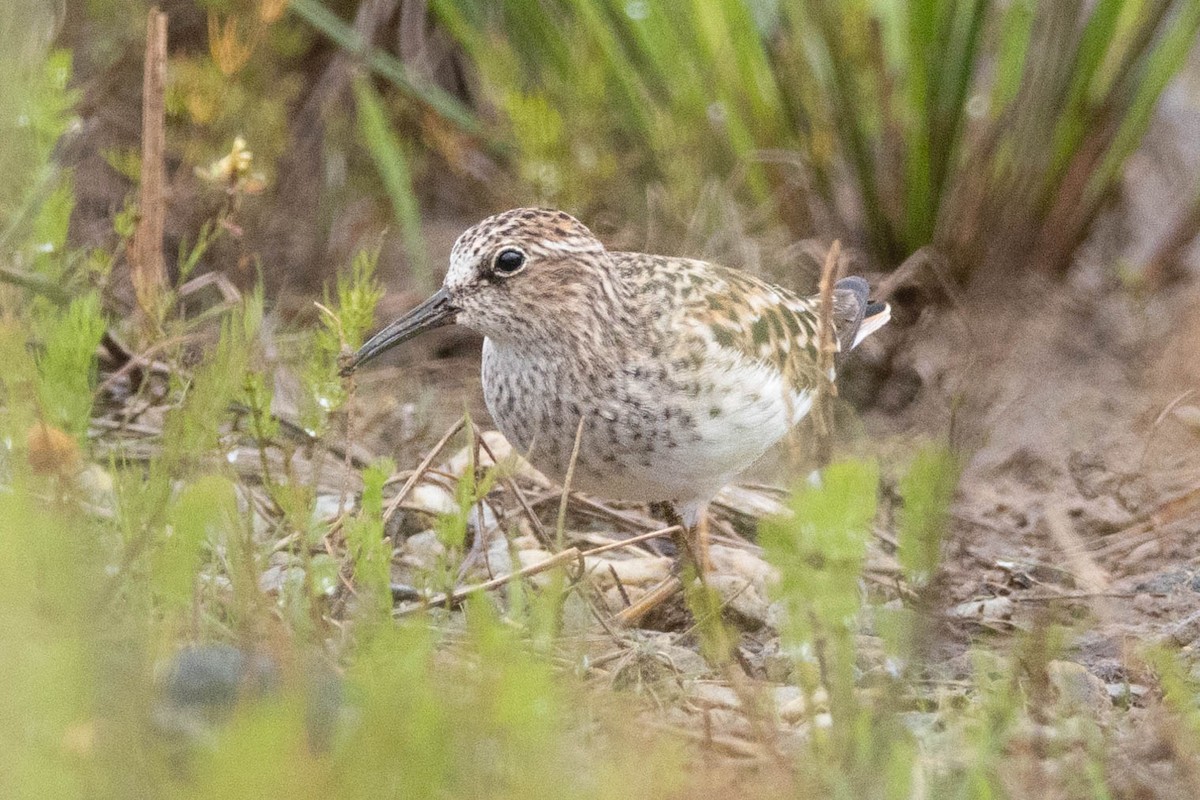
(637, 256, 829, 393)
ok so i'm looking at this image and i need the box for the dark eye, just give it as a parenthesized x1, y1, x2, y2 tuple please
(493, 248, 526, 276)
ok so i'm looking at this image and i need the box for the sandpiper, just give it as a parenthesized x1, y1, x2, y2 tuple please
(346, 208, 889, 571)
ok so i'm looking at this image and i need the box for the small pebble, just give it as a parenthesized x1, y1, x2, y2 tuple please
(311, 494, 346, 523)
(1126, 540, 1163, 567)
(401, 530, 447, 571)
(688, 682, 741, 710)
(1131, 592, 1159, 615)
(584, 555, 671, 587)
(1047, 660, 1111, 719)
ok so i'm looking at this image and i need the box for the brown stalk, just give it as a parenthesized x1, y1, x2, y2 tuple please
(133, 7, 168, 332)
(817, 240, 840, 384)
(579, 525, 683, 558)
(1043, 505, 1111, 594)
(555, 416, 586, 546)
(613, 576, 684, 627)
(394, 547, 584, 616)
(381, 416, 465, 526)
(810, 239, 840, 467)
(474, 432, 553, 549)
(553, 493, 664, 532)
(1086, 480, 1200, 559)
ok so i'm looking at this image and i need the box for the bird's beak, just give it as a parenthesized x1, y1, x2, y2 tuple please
(340, 287, 458, 375)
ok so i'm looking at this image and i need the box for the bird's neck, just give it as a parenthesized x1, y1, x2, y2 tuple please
(491, 258, 640, 352)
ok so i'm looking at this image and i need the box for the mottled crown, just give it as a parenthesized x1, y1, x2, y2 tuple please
(446, 208, 606, 287)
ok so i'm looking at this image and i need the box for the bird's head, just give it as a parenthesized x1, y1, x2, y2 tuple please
(342, 208, 610, 374)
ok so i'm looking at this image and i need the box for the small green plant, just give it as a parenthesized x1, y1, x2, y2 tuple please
(762, 459, 916, 796)
(760, 448, 978, 796)
(301, 245, 384, 438)
(344, 457, 396, 621)
(896, 443, 960, 588)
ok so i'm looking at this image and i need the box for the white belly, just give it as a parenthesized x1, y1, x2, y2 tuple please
(480, 338, 812, 507)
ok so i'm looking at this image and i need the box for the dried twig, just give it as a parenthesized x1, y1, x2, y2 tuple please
(1044, 504, 1115, 623)
(579, 525, 683, 558)
(613, 576, 684, 627)
(555, 416, 586, 545)
(607, 564, 632, 608)
(381, 416, 465, 526)
(808, 239, 841, 466)
(1044, 505, 1110, 593)
(1086, 480, 1200, 559)
(645, 721, 769, 761)
(816, 239, 840, 393)
(394, 547, 583, 616)
(1136, 389, 1198, 474)
(1011, 592, 1149, 603)
(475, 433, 553, 549)
(133, 7, 168, 329)
(556, 493, 663, 532)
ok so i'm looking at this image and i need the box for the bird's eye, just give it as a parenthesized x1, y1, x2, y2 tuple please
(493, 248, 526, 276)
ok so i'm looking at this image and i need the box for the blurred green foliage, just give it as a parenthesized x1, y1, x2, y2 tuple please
(302, 244, 384, 437)
(432, 0, 1200, 276)
(896, 444, 960, 587)
(353, 78, 431, 288)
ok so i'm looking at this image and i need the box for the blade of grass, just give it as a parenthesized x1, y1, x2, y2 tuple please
(901, 0, 937, 247)
(1085, 1, 1200, 203)
(353, 77, 431, 291)
(990, 0, 1036, 110)
(289, 0, 487, 142)
(928, 0, 988, 231)
(807, 0, 902, 260)
(1046, 0, 1126, 181)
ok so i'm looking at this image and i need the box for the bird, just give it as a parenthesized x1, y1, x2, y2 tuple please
(344, 208, 889, 576)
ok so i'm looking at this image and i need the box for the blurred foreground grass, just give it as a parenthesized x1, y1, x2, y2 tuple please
(3, 2, 1200, 798)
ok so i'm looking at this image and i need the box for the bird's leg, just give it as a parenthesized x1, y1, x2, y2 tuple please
(652, 502, 711, 577)
(613, 502, 714, 628)
(655, 502, 735, 667)
(648, 502, 698, 575)
(693, 509, 713, 576)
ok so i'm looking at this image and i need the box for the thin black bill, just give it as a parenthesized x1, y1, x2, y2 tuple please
(340, 287, 458, 375)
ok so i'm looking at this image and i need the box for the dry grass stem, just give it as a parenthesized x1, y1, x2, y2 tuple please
(613, 576, 683, 627)
(475, 432, 553, 549)
(1086, 480, 1200, 559)
(816, 239, 840, 390)
(1044, 504, 1112, 620)
(555, 416, 587, 545)
(579, 525, 683, 558)
(394, 546, 583, 616)
(133, 7, 168, 330)
(382, 416, 465, 525)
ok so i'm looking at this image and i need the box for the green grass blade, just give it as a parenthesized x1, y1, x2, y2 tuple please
(353, 78, 431, 291)
(809, 0, 901, 259)
(929, 0, 987, 214)
(991, 0, 1036, 110)
(1047, 0, 1127, 180)
(289, 0, 486, 141)
(1085, 0, 1200, 203)
(901, 0, 937, 247)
